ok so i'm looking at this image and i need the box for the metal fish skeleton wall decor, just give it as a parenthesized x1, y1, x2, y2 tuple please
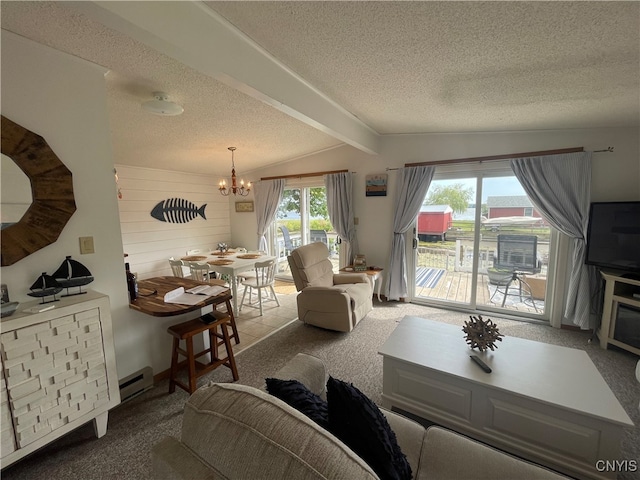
(150, 198, 207, 223)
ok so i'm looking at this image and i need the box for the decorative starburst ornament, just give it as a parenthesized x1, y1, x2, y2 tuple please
(462, 315, 504, 352)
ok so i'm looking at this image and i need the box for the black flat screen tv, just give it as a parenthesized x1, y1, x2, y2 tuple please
(585, 201, 640, 274)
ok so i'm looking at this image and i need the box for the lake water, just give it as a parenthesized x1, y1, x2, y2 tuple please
(454, 208, 476, 221)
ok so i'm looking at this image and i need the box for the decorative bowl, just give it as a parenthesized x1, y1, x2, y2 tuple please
(1, 302, 19, 318)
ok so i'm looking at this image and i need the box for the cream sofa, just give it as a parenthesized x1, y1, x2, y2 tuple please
(152, 353, 569, 480)
(288, 242, 373, 332)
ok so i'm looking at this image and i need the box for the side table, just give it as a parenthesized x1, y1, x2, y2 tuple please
(341, 266, 384, 302)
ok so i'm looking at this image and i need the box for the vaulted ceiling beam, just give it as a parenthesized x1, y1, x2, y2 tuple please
(70, 1, 380, 155)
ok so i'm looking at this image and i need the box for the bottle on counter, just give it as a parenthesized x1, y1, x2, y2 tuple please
(125, 263, 138, 302)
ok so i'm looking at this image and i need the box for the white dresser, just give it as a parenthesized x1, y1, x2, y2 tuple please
(0, 291, 120, 468)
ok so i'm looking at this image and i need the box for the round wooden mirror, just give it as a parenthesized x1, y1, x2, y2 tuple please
(1, 116, 76, 266)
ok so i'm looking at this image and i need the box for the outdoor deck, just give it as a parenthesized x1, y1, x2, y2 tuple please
(415, 270, 543, 314)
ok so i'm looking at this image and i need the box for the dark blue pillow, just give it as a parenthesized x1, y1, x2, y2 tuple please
(265, 378, 329, 429)
(326, 376, 412, 480)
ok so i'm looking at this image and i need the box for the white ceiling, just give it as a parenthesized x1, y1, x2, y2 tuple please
(1, 1, 638, 176)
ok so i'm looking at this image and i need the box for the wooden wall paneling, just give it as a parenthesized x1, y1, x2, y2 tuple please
(115, 165, 232, 280)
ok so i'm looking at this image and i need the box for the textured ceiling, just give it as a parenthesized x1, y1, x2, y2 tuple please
(1, 1, 638, 176)
(209, 1, 640, 133)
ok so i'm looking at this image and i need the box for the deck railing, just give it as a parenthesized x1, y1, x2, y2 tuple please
(418, 239, 548, 276)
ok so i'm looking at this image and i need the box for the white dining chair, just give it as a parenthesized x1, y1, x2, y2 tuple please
(169, 257, 190, 278)
(239, 259, 280, 316)
(237, 251, 267, 281)
(186, 249, 203, 256)
(189, 262, 212, 283)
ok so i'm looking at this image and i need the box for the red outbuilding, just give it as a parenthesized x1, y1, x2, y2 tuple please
(417, 205, 453, 241)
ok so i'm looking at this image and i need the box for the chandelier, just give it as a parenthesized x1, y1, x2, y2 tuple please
(218, 147, 251, 196)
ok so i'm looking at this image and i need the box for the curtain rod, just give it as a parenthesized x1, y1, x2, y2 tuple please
(403, 147, 585, 168)
(389, 146, 614, 170)
(261, 169, 349, 181)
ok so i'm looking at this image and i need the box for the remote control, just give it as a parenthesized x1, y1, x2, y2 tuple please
(470, 355, 492, 373)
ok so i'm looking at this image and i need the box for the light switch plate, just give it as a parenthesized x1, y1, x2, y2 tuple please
(79, 236, 95, 254)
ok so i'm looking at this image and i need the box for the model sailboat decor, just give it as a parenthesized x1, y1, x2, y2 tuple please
(28, 273, 63, 304)
(52, 256, 94, 296)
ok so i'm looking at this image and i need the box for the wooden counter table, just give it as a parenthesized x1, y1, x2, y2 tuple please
(129, 276, 230, 317)
(130, 276, 240, 391)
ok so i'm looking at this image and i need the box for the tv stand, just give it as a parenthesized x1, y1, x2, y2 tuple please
(598, 272, 640, 356)
(621, 272, 640, 282)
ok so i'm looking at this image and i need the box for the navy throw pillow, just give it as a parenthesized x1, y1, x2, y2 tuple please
(326, 376, 412, 480)
(265, 378, 329, 429)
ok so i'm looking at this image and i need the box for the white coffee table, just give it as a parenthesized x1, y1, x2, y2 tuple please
(379, 316, 634, 480)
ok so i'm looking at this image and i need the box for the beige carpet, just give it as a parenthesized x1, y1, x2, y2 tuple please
(3, 301, 639, 480)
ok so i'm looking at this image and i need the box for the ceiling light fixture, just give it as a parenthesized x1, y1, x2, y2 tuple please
(219, 147, 251, 196)
(141, 91, 184, 116)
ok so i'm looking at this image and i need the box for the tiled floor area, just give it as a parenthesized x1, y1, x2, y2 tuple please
(230, 281, 299, 355)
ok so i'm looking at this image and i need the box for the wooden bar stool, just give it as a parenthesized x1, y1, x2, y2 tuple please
(212, 294, 240, 347)
(167, 310, 239, 394)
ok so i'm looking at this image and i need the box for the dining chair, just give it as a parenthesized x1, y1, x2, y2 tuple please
(186, 249, 203, 256)
(189, 262, 212, 283)
(239, 259, 280, 316)
(169, 257, 190, 278)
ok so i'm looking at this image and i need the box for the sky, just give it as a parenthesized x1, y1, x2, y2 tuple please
(433, 177, 526, 203)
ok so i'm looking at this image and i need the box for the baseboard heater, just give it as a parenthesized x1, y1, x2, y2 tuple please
(118, 366, 154, 403)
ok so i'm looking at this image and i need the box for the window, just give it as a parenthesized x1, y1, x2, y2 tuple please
(272, 180, 339, 279)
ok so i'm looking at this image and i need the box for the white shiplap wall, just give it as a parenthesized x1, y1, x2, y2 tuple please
(115, 164, 231, 280)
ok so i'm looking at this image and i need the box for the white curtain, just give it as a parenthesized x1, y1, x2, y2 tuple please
(253, 179, 285, 254)
(386, 166, 435, 301)
(510, 151, 595, 329)
(325, 172, 358, 264)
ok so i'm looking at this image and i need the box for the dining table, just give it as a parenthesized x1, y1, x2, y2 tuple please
(181, 250, 277, 313)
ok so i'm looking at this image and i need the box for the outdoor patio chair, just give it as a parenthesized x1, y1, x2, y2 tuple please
(310, 229, 328, 246)
(279, 226, 295, 256)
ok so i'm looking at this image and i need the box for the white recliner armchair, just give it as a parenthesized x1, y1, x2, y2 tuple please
(288, 242, 373, 332)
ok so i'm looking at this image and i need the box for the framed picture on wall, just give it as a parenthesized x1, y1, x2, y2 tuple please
(235, 201, 254, 213)
(365, 174, 388, 197)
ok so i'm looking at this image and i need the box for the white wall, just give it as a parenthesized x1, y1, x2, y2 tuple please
(229, 192, 259, 252)
(115, 164, 233, 279)
(0, 32, 185, 381)
(0, 32, 123, 306)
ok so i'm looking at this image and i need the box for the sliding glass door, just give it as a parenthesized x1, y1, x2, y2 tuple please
(412, 167, 553, 320)
(414, 177, 479, 305)
(272, 181, 339, 280)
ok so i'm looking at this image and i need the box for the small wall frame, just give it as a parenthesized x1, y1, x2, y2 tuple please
(235, 201, 254, 213)
(366, 174, 388, 197)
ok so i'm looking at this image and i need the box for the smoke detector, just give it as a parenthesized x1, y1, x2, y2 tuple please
(142, 92, 184, 116)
